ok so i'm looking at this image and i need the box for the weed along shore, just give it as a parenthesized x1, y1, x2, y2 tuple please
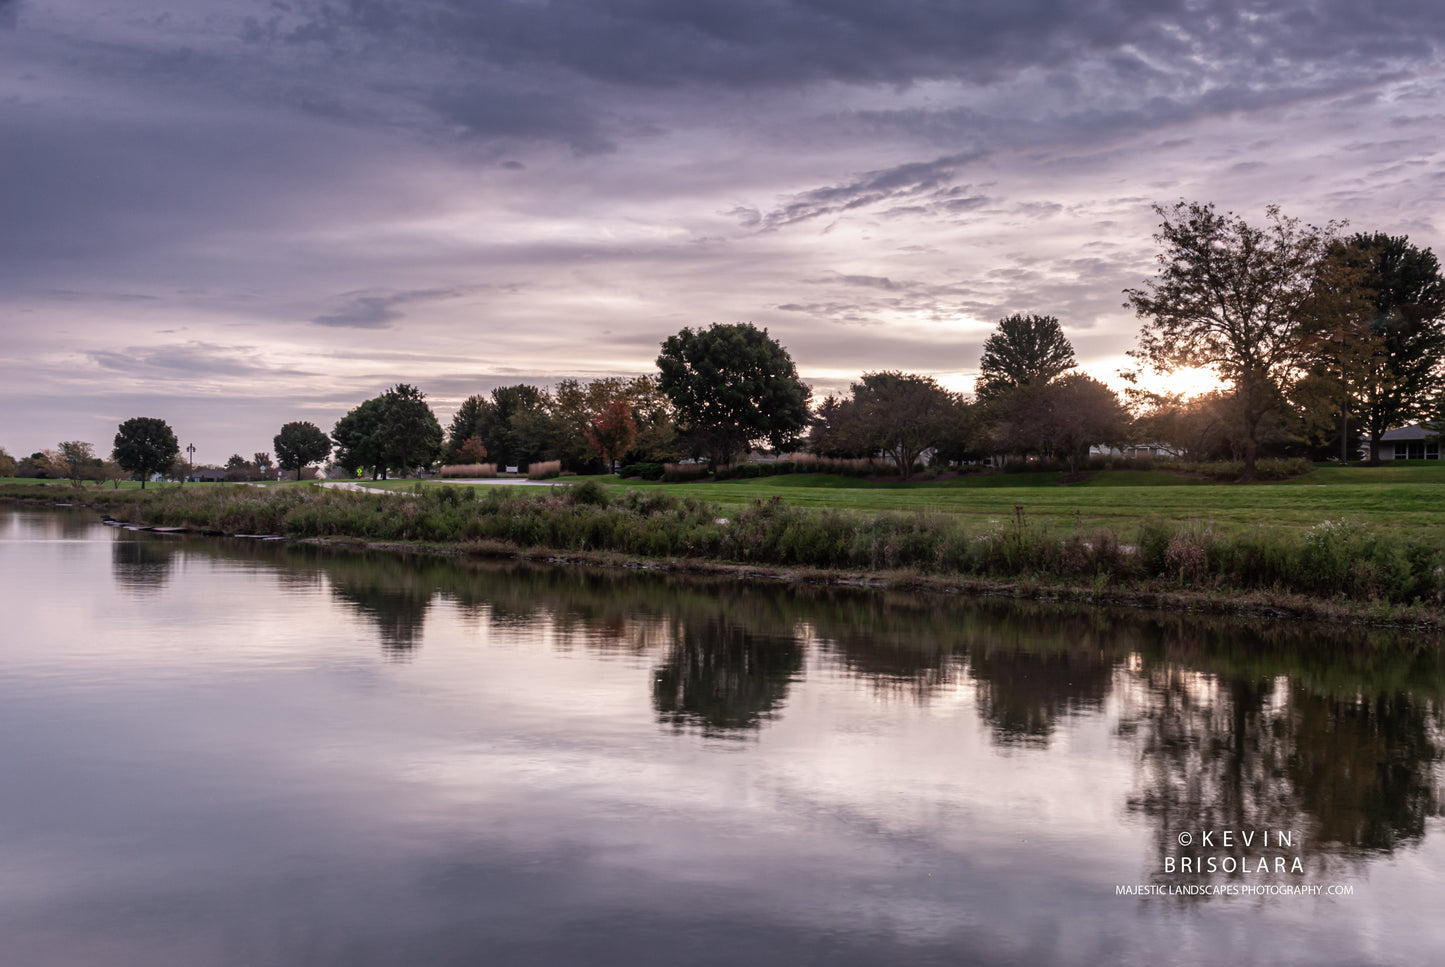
(6, 478, 1445, 629)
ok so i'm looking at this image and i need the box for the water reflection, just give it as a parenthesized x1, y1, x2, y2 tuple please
(322, 554, 436, 655)
(653, 618, 803, 736)
(110, 535, 178, 595)
(1126, 665, 1445, 891)
(98, 525, 1445, 888)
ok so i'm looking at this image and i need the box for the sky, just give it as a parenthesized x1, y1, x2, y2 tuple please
(3, 0, 1444, 464)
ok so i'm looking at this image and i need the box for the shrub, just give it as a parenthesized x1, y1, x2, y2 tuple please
(565, 479, 610, 507)
(617, 462, 665, 480)
(663, 462, 711, 482)
(713, 455, 883, 480)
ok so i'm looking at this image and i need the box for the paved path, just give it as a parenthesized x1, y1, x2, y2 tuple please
(316, 478, 565, 492)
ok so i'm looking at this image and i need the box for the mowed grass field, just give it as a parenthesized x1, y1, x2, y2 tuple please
(9, 462, 1445, 541)
(344, 462, 1445, 541)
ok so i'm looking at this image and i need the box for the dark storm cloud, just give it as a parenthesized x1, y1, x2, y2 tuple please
(283, 0, 1443, 93)
(269, 0, 1445, 119)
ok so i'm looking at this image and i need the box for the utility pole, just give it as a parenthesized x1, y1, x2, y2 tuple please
(186, 442, 196, 483)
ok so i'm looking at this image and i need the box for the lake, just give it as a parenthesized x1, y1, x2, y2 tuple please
(2, 506, 1443, 965)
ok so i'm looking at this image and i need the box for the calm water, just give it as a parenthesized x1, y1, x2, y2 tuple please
(3, 507, 1444, 965)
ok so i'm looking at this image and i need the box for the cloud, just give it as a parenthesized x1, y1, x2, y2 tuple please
(427, 87, 615, 155)
(312, 287, 484, 330)
(758, 152, 989, 228)
(85, 343, 315, 381)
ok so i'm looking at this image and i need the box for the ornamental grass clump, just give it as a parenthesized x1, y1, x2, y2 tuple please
(439, 463, 496, 478)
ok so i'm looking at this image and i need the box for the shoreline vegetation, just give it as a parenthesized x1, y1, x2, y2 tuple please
(5, 474, 1445, 631)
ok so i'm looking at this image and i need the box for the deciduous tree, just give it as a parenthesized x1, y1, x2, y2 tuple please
(454, 435, 489, 464)
(584, 398, 638, 473)
(333, 386, 443, 478)
(1125, 201, 1342, 477)
(55, 441, 99, 487)
(1335, 234, 1445, 463)
(274, 421, 332, 481)
(656, 323, 810, 467)
(112, 417, 180, 489)
(989, 374, 1130, 474)
(834, 372, 961, 479)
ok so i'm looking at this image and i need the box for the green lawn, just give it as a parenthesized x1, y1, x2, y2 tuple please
(411, 463, 1445, 539)
(11, 463, 1445, 541)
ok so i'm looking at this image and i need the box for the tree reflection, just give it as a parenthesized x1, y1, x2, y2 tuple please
(652, 618, 802, 736)
(323, 554, 438, 656)
(110, 535, 178, 596)
(970, 645, 1116, 747)
(93, 519, 1445, 875)
(1286, 692, 1443, 853)
(1121, 623, 1445, 894)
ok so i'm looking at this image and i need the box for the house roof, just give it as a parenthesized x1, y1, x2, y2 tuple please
(1380, 424, 1437, 441)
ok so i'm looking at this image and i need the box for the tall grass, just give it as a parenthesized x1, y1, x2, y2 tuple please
(439, 463, 497, 478)
(31, 483, 1445, 607)
(526, 460, 562, 480)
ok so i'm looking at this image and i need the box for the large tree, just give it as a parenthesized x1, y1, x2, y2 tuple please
(273, 421, 332, 480)
(989, 374, 1130, 474)
(825, 371, 961, 479)
(1336, 234, 1445, 463)
(332, 385, 443, 479)
(1125, 201, 1341, 477)
(656, 323, 810, 468)
(376, 383, 444, 474)
(112, 417, 179, 489)
(446, 385, 557, 470)
(332, 395, 390, 478)
(975, 314, 1077, 403)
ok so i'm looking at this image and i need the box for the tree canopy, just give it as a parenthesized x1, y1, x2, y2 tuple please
(989, 373, 1130, 474)
(814, 371, 962, 478)
(112, 417, 179, 489)
(656, 323, 810, 467)
(273, 421, 332, 480)
(1125, 201, 1341, 476)
(975, 314, 1076, 403)
(332, 385, 442, 479)
(1336, 233, 1445, 462)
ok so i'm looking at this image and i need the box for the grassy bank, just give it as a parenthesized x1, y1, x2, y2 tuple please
(346, 462, 1445, 541)
(6, 478, 1445, 621)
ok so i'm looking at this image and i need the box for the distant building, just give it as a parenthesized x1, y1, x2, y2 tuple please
(1378, 424, 1441, 460)
(1089, 444, 1181, 460)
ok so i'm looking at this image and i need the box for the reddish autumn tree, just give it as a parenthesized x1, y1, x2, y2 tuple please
(455, 434, 489, 464)
(584, 399, 638, 473)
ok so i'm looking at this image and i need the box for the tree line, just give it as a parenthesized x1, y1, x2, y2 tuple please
(6, 200, 1442, 485)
